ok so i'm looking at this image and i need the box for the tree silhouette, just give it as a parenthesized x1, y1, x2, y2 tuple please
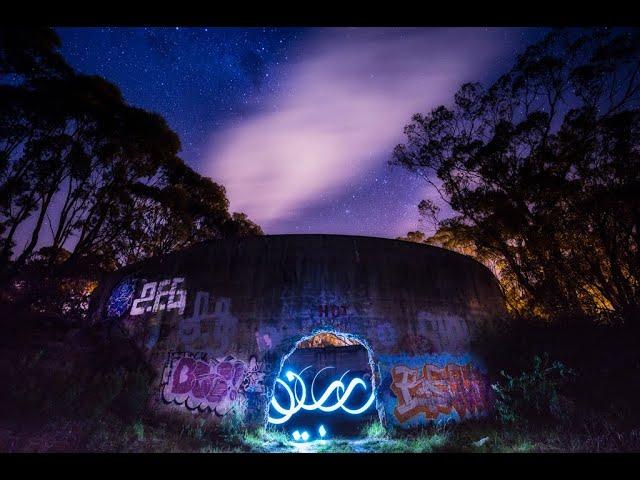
(394, 29, 640, 324)
(0, 28, 262, 321)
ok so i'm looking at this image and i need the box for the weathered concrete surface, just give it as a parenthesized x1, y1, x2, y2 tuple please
(89, 234, 506, 431)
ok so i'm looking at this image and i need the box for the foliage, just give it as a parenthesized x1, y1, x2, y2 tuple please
(115, 366, 153, 419)
(393, 28, 640, 324)
(218, 406, 247, 441)
(87, 368, 126, 418)
(0, 27, 262, 272)
(180, 418, 214, 443)
(361, 420, 387, 439)
(242, 428, 291, 452)
(0, 27, 262, 323)
(350, 431, 449, 453)
(133, 421, 145, 442)
(491, 353, 575, 424)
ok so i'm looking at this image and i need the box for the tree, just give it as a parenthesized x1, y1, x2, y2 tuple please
(393, 29, 640, 324)
(0, 28, 262, 321)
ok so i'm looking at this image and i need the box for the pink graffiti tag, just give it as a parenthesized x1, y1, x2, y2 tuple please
(163, 355, 247, 415)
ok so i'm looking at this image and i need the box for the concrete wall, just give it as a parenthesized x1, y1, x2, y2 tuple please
(90, 234, 506, 430)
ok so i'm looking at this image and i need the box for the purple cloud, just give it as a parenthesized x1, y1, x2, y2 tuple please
(205, 28, 524, 231)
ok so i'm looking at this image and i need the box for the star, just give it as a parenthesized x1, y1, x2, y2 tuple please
(54, 26, 550, 239)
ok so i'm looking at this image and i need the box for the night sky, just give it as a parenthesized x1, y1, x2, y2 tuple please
(56, 27, 549, 238)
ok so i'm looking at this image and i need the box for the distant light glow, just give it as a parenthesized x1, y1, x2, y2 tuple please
(301, 431, 310, 442)
(267, 366, 375, 424)
(292, 430, 301, 441)
(318, 425, 327, 438)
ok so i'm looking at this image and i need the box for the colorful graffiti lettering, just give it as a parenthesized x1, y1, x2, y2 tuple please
(390, 361, 490, 423)
(161, 352, 264, 416)
(130, 278, 187, 316)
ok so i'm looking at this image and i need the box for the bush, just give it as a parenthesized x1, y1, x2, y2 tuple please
(180, 418, 212, 442)
(492, 353, 575, 424)
(117, 367, 152, 419)
(361, 420, 387, 439)
(133, 421, 145, 441)
(219, 407, 246, 439)
(88, 368, 126, 418)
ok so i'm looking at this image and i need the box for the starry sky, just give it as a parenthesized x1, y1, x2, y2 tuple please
(56, 27, 549, 239)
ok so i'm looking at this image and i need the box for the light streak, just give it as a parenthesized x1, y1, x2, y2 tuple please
(267, 366, 375, 424)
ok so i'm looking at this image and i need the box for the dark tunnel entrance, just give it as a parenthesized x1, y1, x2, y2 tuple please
(266, 332, 380, 441)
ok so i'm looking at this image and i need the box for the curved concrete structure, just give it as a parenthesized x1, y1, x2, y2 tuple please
(90, 234, 506, 431)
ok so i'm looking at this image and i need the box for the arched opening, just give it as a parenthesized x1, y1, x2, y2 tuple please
(265, 330, 383, 441)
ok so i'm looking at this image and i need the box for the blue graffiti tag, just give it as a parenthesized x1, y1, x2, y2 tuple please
(106, 278, 136, 318)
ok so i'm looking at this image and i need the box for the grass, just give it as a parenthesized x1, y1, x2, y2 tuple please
(361, 420, 387, 439)
(3, 319, 640, 453)
(4, 408, 640, 452)
(244, 427, 292, 451)
(133, 421, 145, 442)
(4, 357, 639, 454)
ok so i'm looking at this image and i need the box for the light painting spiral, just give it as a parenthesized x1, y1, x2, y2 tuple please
(267, 366, 376, 425)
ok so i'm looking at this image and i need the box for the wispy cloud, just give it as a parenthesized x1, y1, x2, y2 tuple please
(205, 28, 516, 229)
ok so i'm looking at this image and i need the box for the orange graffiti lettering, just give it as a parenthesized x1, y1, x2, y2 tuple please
(390, 363, 489, 423)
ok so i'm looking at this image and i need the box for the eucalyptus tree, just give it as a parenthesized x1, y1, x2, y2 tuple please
(0, 27, 262, 286)
(393, 29, 640, 323)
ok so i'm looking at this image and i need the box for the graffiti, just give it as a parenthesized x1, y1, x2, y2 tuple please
(243, 356, 268, 422)
(130, 278, 187, 316)
(106, 279, 136, 318)
(119, 311, 161, 351)
(318, 304, 348, 318)
(268, 366, 375, 425)
(161, 352, 264, 416)
(145, 316, 161, 350)
(255, 325, 282, 352)
(256, 331, 273, 351)
(375, 322, 398, 348)
(389, 360, 490, 423)
(242, 356, 266, 393)
(178, 292, 237, 351)
(415, 312, 472, 353)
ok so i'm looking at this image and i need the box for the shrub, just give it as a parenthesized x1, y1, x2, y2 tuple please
(86, 368, 126, 418)
(361, 420, 387, 439)
(219, 407, 246, 439)
(117, 367, 152, 419)
(180, 417, 214, 442)
(133, 421, 145, 441)
(491, 353, 575, 424)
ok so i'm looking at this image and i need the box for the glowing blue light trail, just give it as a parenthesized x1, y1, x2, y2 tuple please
(268, 366, 376, 425)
